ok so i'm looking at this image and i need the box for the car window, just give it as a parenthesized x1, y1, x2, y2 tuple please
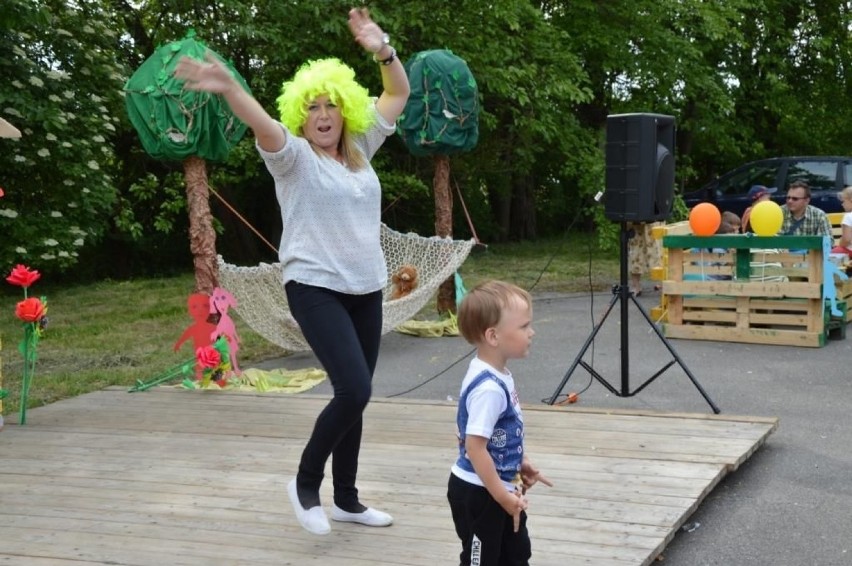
(784, 161, 837, 191)
(845, 163, 852, 187)
(717, 162, 779, 196)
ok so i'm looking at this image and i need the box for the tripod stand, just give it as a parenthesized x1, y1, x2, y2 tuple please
(547, 222, 720, 413)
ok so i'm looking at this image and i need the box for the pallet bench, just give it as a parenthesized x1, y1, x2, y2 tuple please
(654, 232, 846, 347)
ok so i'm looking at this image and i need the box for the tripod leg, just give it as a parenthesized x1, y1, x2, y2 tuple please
(546, 291, 620, 405)
(629, 293, 721, 414)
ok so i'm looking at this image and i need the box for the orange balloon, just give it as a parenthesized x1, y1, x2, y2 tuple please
(689, 202, 722, 236)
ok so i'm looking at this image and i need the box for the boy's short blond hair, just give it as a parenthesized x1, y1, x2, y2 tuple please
(458, 280, 531, 345)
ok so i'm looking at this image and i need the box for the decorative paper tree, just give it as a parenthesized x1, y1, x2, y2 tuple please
(398, 50, 479, 313)
(124, 30, 250, 294)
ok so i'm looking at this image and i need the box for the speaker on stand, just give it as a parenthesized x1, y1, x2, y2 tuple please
(604, 113, 675, 222)
(547, 113, 719, 413)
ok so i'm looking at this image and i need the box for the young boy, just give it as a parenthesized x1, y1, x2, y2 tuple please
(448, 280, 551, 566)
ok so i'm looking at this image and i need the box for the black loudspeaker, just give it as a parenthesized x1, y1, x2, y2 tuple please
(604, 113, 675, 222)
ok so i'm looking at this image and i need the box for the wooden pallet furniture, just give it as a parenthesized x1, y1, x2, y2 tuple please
(659, 233, 844, 347)
(649, 222, 689, 322)
(652, 215, 852, 322)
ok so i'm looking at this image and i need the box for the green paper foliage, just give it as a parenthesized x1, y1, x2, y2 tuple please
(398, 49, 479, 156)
(124, 30, 251, 162)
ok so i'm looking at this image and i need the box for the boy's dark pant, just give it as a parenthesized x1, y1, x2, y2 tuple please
(447, 474, 531, 566)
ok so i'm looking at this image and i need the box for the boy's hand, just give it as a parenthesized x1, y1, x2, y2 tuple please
(520, 459, 553, 493)
(498, 488, 528, 532)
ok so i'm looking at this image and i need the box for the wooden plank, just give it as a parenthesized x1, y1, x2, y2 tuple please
(663, 280, 821, 299)
(663, 323, 823, 347)
(663, 234, 822, 250)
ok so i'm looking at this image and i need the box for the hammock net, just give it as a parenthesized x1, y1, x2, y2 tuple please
(219, 224, 475, 352)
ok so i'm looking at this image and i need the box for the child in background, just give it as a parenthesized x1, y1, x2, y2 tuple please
(720, 211, 741, 235)
(741, 185, 777, 233)
(697, 211, 741, 280)
(447, 280, 551, 566)
(831, 186, 852, 256)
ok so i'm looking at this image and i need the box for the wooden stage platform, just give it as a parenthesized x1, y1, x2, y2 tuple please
(0, 388, 777, 565)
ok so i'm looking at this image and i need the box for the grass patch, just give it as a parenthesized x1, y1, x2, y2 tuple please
(458, 233, 619, 293)
(0, 273, 287, 417)
(0, 234, 619, 416)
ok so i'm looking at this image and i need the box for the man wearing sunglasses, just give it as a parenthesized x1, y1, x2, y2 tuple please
(780, 180, 832, 236)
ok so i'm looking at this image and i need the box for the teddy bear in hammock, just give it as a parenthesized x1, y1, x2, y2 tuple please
(391, 265, 419, 300)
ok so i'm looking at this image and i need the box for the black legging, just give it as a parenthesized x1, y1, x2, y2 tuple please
(284, 281, 383, 511)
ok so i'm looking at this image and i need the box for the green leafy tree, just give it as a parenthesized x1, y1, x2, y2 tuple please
(0, 0, 127, 273)
(727, 1, 852, 161)
(374, 0, 592, 241)
(547, 0, 750, 244)
(5, 0, 849, 282)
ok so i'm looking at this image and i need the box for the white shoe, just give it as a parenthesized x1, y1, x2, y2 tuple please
(331, 504, 393, 527)
(287, 478, 330, 535)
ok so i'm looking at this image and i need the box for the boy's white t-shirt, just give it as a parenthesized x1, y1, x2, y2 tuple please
(451, 357, 523, 491)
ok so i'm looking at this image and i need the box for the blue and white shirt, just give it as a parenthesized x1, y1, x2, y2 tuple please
(451, 357, 524, 492)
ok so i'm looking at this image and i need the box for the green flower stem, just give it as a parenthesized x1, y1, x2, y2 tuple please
(19, 323, 39, 425)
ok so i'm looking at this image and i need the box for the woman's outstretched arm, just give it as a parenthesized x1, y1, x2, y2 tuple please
(347, 7, 410, 125)
(174, 53, 286, 153)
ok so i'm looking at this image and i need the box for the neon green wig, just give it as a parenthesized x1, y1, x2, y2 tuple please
(276, 58, 374, 136)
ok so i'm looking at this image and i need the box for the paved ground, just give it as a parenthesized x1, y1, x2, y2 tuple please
(256, 288, 852, 566)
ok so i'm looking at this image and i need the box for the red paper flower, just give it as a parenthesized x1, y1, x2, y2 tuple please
(6, 264, 41, 288)
(195, 345, 221, 369)
(16, 297, 46, 323)
(0, 186, 5, 197)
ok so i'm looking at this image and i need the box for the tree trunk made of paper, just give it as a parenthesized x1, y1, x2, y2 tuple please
(399, 50, 479, 314)
(184, 156, 217, 293)
(433, 154, 454, 312)
(124, 30, 250, 294)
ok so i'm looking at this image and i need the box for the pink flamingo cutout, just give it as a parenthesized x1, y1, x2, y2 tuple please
(210, 287, 241, 375)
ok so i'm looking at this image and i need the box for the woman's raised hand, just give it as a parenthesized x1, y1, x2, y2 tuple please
(347, 7, 386, 53)
(174, 52, 236, 94)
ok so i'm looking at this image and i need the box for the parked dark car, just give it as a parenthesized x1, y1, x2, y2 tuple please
(682, 156, 852, 217)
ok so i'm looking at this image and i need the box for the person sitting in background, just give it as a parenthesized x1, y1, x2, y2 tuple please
(741, 185, 777, 233)
(831, 186, 852, 256)
(780, 180, 832, 236)
(688, 212, 740, 281)
(720, 211, 741, 237)
(709, 212, 740, 279)
(627, 221, 664, 296)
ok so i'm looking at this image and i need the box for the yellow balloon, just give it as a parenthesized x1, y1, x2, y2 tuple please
(750, 200, 783, 236)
